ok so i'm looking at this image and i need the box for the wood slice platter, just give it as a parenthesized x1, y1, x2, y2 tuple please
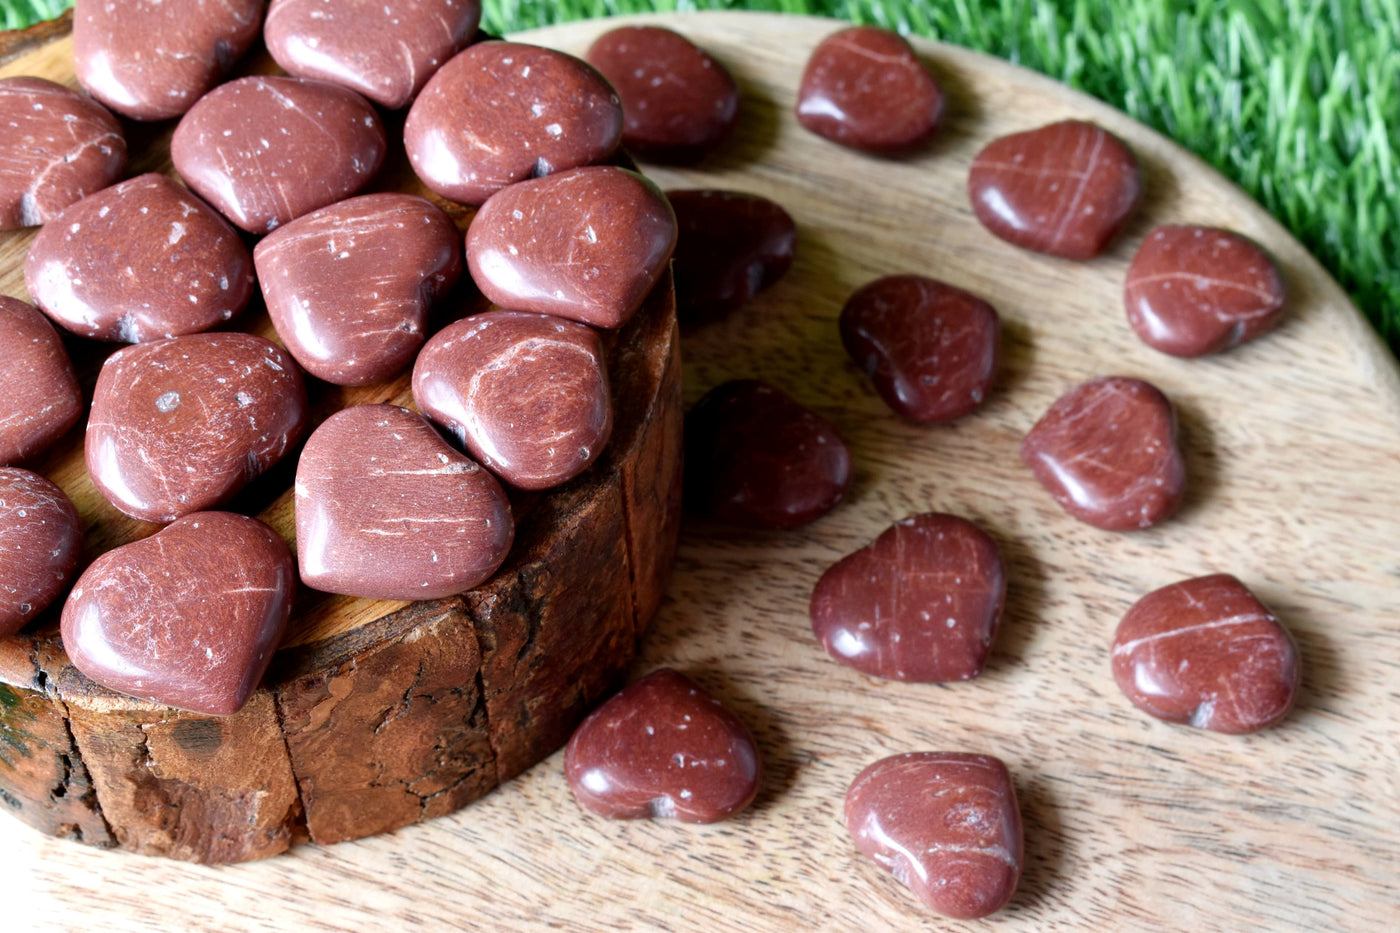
(5, 11, 1400, 932)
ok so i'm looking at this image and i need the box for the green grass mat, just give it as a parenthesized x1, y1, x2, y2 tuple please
(4, 0, 1398, 356)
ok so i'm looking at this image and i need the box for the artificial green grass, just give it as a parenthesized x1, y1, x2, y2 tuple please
(5, 0, 1398, 356)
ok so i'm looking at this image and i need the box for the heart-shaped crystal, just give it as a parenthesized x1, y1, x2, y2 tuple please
(564, 668, 761, 823)
(413, 310, 612, 490)
(811, 513, 1006, 682)
(845, 752, 1023, 918)
(61, 511, 295, 715)
(294, 404, 513, 600)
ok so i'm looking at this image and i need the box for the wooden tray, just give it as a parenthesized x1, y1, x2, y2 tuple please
(5, 11, 1399, 931)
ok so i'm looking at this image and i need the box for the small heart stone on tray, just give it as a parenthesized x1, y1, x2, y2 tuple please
(1021, 375, 1186, 531)
(684, 379, 852, 530)
(564, 668, 761, 823)
(265, 0, 481, 110)
(968, 119, 1140, 260)
(585, 26, 740, 163)
(667, 188, 796, 325)
(810, 513, 1006, 682)
(0, 297, 82, 466)
(796, 25, 944, 153)
(73, 0, 263, 121)
(0, 467, 82, 637)
(839, 274, 1000, 422)
(295, 404, 513, 600)
(405, 41, 622, 206)
(1112, 573, 1300, 734)
(60, 511, 295, 716)
(466, 165, 677, 329)
(0, 76, 125, 230)
(26, 173, 255, 343)
(255, 192, 462, 386)
(172, 75, 386, 233)
(845, 752, 1023, 918)
(86, 333, 309, 523)
(413, 310, 612, 490)
(1125, 224, 1287, 357)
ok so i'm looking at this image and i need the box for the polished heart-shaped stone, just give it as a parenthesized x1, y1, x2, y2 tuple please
(26, 173, 255, 343)
(1125, 224, 1287, 357)
(256, 193, 462, 386)
(60, 511, 295, 715)
(0, 77, 125, 230)
(839, 274, 999, 422)
(74, 0, 263, 121)
(86, 333, 309, 523)
(586, 26, 740, 163)
(810, 513, 1006, 682)
(172, 75, 386, 233)
(467, 166, 677, 329)
(667, 188, 797, 325)
(684, 379, 852, 530)
(796, 25, 944, 153)
(295, 404, 513, 600)
(564, 668, 761, 823)
(405, 41, 622, 205)
(968, 119, 1141, 260)
(412, 311, 612, 490)
(845, 752, 1023, 918)
(0, 297, 82, 466)
(265, 0, 481, 109)
(1112, 574, 1299, 734)
(1021, 376, 1186, 531)
(0, 468, 82, 637)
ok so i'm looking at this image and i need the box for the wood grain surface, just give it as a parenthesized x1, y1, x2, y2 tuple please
(5, 11, 1399, 931)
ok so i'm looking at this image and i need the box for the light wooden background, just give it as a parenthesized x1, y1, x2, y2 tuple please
(3, 13, 1398, 932)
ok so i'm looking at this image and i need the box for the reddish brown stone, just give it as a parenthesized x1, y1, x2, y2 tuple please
(26, 173, 255, 342)
(1112, 574, 1299, 734)
(810, 513, 1005, 682)
(585, 26, 739, 162)
(684, 378, 852, 530)
(467, 166, 677, 329)
(61, 512, 296, 716)
(845, 752, 1023, 918)
(86, 333, 309, 523)
(265, 0, 481, 109)
(405, 41, 622, 205)
(255, 193, 462, 386)
(413, 311, 612, 490)
(295, 404, 514, 600)
(0, 296, 82, 465)
(73, 0, 263, 121)
(839, 274, 999, 422)
(564, 668, 761, 823)
(796, 25, 943, 153)
(0, 76, 125, 230)
(1021, 376, 1185, 531)
(1125, 224, 1287, 357)
(171, 75, 386, 233)
(0, 468, 82, 636)
(969, 120, 1141, 260)
(667, 188, 796, 325)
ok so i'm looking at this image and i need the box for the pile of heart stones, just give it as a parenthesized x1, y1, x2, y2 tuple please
(0, 3, 1301, 920)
